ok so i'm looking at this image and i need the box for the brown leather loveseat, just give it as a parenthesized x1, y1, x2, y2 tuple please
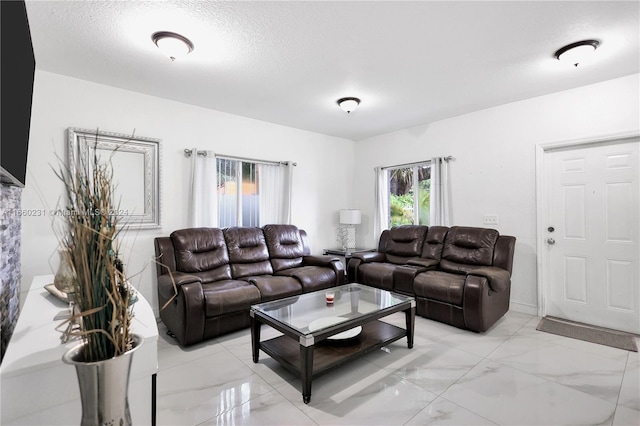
(347, 225, 515, 332)
(154, 224, 345, 346)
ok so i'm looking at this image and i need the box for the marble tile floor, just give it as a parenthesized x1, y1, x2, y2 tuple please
(156, 311, 640, 426)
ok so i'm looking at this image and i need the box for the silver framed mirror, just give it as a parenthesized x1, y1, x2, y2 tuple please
(67, 128, 161, 229)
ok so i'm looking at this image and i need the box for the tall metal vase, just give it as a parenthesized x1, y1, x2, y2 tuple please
(62, 334, 143, 426)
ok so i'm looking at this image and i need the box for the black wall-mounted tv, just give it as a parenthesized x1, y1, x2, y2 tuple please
(1, 0, 36, 187)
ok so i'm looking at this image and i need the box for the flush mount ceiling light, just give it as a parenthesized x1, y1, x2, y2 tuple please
(554, 39, 600, 67)
(152, 31, 194, 61)
(337, 97, 361, 114)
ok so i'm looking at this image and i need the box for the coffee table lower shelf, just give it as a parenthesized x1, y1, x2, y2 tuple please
(258, 320, 407, 399)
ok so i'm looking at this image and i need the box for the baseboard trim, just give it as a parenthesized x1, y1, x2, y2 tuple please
(510, 301, 537, 316)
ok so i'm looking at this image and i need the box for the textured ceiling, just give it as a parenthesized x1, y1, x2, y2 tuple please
(25, 1, 640, 140)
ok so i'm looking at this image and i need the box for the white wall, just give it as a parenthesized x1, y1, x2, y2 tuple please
(21, 70, 355, 313)
(22, 71, 640, 316)
(352, 73, 640, 314)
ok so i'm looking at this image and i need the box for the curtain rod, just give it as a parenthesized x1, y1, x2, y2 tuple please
(184, 149, 296, 166)
(380, 156, 454, 170)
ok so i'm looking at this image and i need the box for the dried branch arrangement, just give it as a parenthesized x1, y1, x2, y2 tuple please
(55, 134, 134, 362)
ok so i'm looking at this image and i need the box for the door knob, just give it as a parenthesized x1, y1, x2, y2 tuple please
(547, 238, 555, 245)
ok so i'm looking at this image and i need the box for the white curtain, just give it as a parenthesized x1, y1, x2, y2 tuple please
(429, 157, 451, 226)
(282, 162, 294, 224)
(188, 149, 218, 227)
(258, 162, 293, 225)
(373, 166, 389, 239)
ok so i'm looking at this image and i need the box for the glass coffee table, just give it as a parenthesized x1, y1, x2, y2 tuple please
(250, 283, 415, 403)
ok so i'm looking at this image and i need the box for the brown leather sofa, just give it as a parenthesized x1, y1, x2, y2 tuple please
(154, 224, 345, 346)
(347, 225, 515, 332)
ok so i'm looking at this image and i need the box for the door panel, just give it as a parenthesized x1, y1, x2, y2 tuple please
(606, 182, 633, 241)
(545, 140, 639, 334)
(607, 259, 633, 311)
(562, 185, 586, 238)
(564, 256, 587, 303)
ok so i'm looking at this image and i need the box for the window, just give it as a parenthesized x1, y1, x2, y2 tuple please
(375, 157, 449, 233)
(217, 158, 259, 227)
(188, 151, 292, 228)
(387, 162, 431, 227)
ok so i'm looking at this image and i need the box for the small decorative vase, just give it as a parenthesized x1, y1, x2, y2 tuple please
(62, 334, 143, 426)
(54, 248, 75, 295)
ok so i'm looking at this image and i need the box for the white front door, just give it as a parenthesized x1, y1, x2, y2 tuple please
(544, 139, 640, 334)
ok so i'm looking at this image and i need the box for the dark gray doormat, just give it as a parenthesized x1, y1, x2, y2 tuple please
(536, 316, 638, 352)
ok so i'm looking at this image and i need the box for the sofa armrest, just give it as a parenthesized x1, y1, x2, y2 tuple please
(303, 255, 345, 286)
(351, 251, 386, 263)
(347, 252, 384, 283)
(303, 255, 340, 267)
(157, 277, 206, 346)
(334, 261, 346, 286)
(171, 282, 206, 346)
(393, 265, 427, 295)
(346, 257, 361, 283)
(468, 266, 511, 293)
(157, 272, 203, 303)
(463, 274, 511, 332)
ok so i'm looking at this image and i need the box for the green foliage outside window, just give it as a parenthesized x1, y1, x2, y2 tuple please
(390, 193, 414, 226)
(418, 178, 430, 226)
(389, 166, 431, 227)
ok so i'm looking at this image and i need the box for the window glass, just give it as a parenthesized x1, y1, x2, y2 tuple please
(217, 159, 260, 227)
(388, 162, 430, 227)
(389, 167, 414, 226)
(241, 162, 259, 226)
(417, 165, 431, 225)
(217, 158, 237, 227)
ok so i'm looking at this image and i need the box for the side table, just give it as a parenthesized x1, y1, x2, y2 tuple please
(323, 248, 375, 280)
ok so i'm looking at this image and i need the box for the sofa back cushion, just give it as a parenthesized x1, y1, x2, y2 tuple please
(440, 226, 499, 273)
(170, 228, 232, 281)
(224, 227, 274, 278)
(263, 224, 305, 272)
(384, 225, 428, 264)
(421, 226, 449, 260)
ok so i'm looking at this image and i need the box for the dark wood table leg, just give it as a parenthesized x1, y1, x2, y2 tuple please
(405, 304, 415, 349)
(251, 313, 261, 363)
(151, 373, 157, 426)
(300, 344, 314, 404)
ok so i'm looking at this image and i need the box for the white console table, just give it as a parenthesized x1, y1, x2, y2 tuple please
(0, 275, 158, 425)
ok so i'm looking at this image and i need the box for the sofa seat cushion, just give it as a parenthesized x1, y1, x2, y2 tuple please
(202, 280, 261, 317)
(276, 266, 336, 293)
(358, 262, 399, 290)
(244, 275, 302, 302)
(413, 270, 465, 306)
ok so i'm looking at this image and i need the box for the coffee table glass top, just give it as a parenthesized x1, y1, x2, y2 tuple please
(250, 283, 413, 336)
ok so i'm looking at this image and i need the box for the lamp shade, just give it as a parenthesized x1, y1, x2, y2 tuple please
(340, 209, 361, 225)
